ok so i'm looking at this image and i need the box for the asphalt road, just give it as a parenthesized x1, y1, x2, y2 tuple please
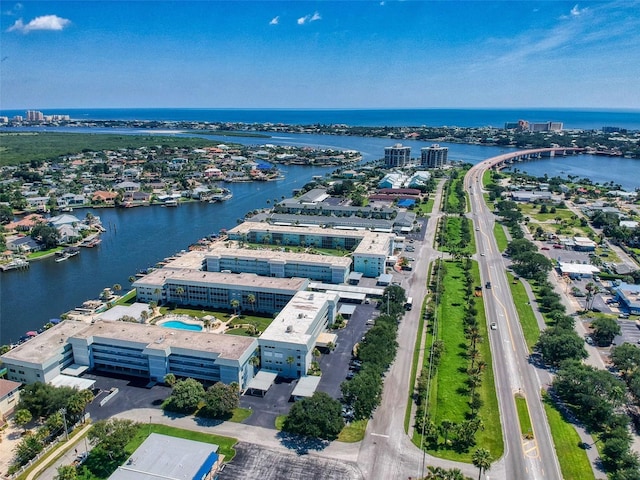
(466, 162, 562, 480)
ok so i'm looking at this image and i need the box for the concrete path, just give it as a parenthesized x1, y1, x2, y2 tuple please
(27, 423, 92, 480)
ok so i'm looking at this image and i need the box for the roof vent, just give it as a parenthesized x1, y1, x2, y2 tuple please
(286, 325, 293, 333)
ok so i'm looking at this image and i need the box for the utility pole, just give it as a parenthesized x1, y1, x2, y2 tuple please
(60, 408, 69, 441)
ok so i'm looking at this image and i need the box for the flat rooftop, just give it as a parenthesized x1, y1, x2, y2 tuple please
(229, 222, 393, 257)
(260, 291, 338, 345)
(75, 321, 257, 360)
(110, 433, 218, 480)
(135, 269, 308, 292)
(206, 245, 352, 267)
(161, 250, 208, 270)
(1, 320, 89, 364)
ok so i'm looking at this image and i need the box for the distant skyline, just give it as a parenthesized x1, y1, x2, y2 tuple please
(1, 1, 639, 110)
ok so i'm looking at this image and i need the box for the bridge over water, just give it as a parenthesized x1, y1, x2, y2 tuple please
(483, 147, 584, 170)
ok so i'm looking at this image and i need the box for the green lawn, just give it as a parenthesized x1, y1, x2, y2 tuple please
(493, 223, 509, 252)
(439, 216, 475, 255)
(158, 306, 226, 318)
(415, 197, 435, 215)
(421, 260, 503, 462)
(515, 395, 533, 438)
(338, 419, 368, 442)
(542, 393, 595, 480)
(115, 290, 137, 306)
(27, 246, 63, 259)
(507, 274, 540, 352)
(482, 170, 493, 188)
(228, 314, 274, 331)
(228, 408, 253, 423)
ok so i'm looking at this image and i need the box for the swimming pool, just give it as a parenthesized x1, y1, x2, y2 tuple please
(158, 320, 203, 331)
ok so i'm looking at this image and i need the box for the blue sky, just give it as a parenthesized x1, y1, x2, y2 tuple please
(1, 1, 639, 110)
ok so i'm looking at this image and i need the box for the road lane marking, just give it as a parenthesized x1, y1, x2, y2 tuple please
(370, 432, 389, 438)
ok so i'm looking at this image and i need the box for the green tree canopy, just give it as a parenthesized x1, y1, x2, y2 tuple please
(590, 316, 621, 347)
(535, 328, 587, 366)
(282, 391, 344, 440)
(200, 382, 239, 418)
(88, 419, 138, 453)
(163, 378, 205, 413)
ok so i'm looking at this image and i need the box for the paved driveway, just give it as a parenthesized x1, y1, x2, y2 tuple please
(84, 372, 171, 421)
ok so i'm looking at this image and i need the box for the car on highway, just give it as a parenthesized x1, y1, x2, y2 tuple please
(475, 227, 480, 231)
(480, 253, 485, 256)
(541, 247, 550, 250)
(490, 322, 497, 330)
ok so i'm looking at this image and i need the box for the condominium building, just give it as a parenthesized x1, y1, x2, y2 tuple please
(133, 270, 308, 314)
(228, 223, 395, 277)
(421, 144, 448, 168)
(259, 291, 338, 378)
(384, 144, 411, 168)
(205, 245, 351, 284)
(26, 110, 44, 122)
(1, 320, 258, 389)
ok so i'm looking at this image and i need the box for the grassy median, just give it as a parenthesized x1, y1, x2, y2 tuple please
(542, 393, 595, 480)
(420, 260, 503, 462)
(507, 274, 541, 351)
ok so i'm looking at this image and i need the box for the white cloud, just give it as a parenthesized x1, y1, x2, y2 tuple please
(269, 16, 279, 25)
(570, 4, 582, 16)
(7, 14, 71, 33)
(297, 11, 321, 25)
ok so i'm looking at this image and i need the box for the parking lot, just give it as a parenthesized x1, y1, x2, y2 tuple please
(613, 318, 640, 347)
(84, 372, 171, 421)
(240, 300, 379, 427)
(218, 443, 363, 480)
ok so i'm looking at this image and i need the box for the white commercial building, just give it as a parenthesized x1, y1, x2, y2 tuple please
(259, 291, 338, 379)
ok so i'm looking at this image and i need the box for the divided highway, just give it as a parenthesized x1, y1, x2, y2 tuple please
(466, 161, 562, 480)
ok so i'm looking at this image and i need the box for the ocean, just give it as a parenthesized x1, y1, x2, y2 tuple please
(2, 108, 640, 130)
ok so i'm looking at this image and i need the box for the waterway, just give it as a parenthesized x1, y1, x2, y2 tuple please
(1, 131, 639, 344)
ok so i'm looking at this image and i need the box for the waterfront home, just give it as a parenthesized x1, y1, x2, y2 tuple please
(114, 180, 141, 192)
(5, 213, 45, 232)
(58, 193, 86, 208)
(7, 235, 42, 253)
(92, 190, 119, 205)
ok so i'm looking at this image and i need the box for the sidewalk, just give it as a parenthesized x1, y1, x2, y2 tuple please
(25, 423, 92, 480)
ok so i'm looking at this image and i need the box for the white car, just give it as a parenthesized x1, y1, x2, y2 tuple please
(490, 322, 497, 330)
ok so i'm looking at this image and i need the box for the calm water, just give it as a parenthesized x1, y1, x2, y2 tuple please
(2, 108, 640, 130)
(2, 125, 639, 344)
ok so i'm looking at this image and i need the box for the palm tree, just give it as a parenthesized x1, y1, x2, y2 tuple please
(247, 293, 256, 312)
(440, 419, 454, 446)
(230, 299, 240, 315)
(472, 448, 492, 480)
(203, 317, 212, 332)
(112, 283, 122, 295)
(312, 347, 321, 363)
(286, 355, 296, 375)
(128, 275, 136, 284)
(175, 286, 185, 304)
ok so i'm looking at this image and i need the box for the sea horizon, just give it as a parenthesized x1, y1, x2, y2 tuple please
(2, 107, 639, 130)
